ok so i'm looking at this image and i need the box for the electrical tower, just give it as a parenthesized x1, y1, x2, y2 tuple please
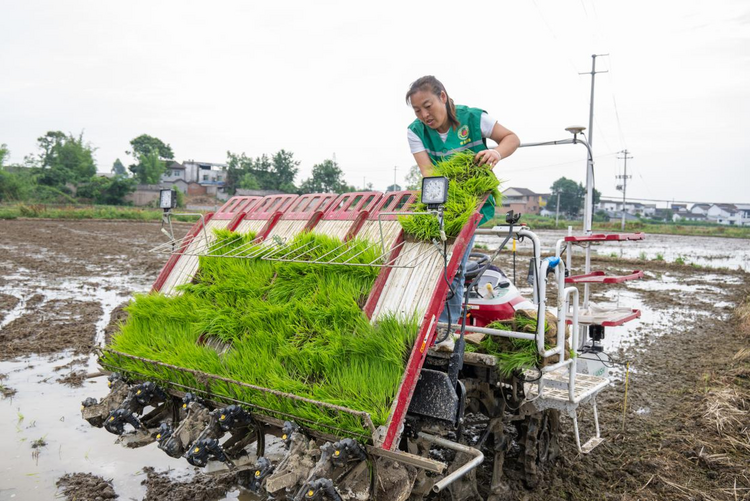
(616, 150, 633, 231)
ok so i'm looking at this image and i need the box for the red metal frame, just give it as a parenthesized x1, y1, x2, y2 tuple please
(151, 213, 215, 292)
(245, 194, 299, 220)
(215, 196, 263, 220)
(381, 209, 484, 450)
(323, 191, 383, 221)
(565, 270, 644, 284)
(284, 193, 338, 220)
(368, 191, 417, 220)
(567, 308, 641, 327)
(282, 193, 338, 232)
(238, 194, 300, 241)
(215, 196, 264, 230)
(361, 192, 418, 318)
(564, 232, 645, 243)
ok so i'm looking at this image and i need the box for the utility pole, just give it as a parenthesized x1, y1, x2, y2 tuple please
(579, 54, 609, 235)
(393, 166, 398, 190)
(578, 54, 608, 312)
(616, 150, 633, 231)
(555, 193, 561, 228)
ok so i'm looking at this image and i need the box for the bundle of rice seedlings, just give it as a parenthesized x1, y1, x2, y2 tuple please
(399, 151, 501, 240)
(464, 314, 552, 377)
(104, 230, 419, 436)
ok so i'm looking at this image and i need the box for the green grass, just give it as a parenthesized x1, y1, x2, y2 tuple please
(104, 230, 419, 436)
(399, 152, 500, 240)
(0, 203, 198, 221)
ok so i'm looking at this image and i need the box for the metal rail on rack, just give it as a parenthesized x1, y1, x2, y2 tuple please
(151, 213, 212, 255)
(151, 210, 448, 270)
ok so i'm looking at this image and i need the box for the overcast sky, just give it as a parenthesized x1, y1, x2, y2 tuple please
(1, 0, 748, 205)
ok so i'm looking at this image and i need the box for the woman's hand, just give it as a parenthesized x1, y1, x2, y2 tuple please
(475, 149, 501, 167)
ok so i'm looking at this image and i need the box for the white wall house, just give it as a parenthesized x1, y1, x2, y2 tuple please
(706, 204, 741, 225)
(690, 203, 711, 215)
(595, 200, 656, 216)
(161, 160, 228, 196)
(732, 204, 750, 226)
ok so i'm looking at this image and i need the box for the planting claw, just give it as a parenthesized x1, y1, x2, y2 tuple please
(238, 456, 274, 493)
(282, 421, 300, 448)
(330, 438, 366, 468)
(185, 437, 232, 467)
(104, 408, 143, 435)
(294, 477, 343, 501)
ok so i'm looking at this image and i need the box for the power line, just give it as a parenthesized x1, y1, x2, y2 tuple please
(501, 152, 618, 173)
(530, 0, 582, 77)
(600, 195, 719, 205)
(605, 55, 628, 149)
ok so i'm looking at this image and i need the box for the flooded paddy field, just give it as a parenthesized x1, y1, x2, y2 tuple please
(0, 220, 748, 500)
(477, 228, 750, 271)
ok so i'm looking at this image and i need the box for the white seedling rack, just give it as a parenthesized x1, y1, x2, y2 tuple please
(462, 227, 610, 453)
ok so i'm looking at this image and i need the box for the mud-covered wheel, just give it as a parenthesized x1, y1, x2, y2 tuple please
(521, 410, 559, 488)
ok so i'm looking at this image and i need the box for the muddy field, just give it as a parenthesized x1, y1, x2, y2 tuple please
(0, 219, 748, 501)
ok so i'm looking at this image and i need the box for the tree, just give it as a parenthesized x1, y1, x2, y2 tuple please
(0, 170, 32, 201)
(127, 134, 174, 180)
(127, 134, 174, 161)
(224, 150, 300, 195)
(132, 148, 166, 184)
(404, 164, 422, 190)
(76, 176, 136, 205)
(0, 144, 9, 168)
(225, 152, 252, 195)
(550, 177, 601, 218)
(35, 131, 97, 187)
(299, 159, 354, 194)
(238, 172, 260, 190)
(271, 149, 299, 193)
(550, 177, 581, 217)
(112, 158, 127, 177)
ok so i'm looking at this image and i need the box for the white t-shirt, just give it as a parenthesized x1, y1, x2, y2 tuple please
(407, 112, 497, 154)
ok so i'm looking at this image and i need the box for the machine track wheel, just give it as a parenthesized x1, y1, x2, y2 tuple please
(521, 410, 559, 488)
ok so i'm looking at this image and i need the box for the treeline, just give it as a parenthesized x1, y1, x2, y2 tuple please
(0, 131, 358, 205)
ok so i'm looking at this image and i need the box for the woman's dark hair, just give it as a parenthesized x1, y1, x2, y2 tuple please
(405, 75, 460, 130)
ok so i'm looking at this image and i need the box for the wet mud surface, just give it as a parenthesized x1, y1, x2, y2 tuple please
(0, 220, 747, 500)
(0, 297, 102, 360)
(140, 466, 237, 501)
(57, 472, 118, 500)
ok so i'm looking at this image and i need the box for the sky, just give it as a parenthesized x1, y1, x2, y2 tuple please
(1, 0, 748, 206)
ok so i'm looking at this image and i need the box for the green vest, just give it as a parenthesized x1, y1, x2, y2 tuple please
(409, 105, 495, 225)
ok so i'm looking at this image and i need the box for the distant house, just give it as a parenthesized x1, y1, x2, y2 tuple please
(501, 187, 543, 215)
(605, 210, 639, 221)
(596, 200, 655, 217)
(160, 160, 227, 197)
(707, 203, 738, 225)
(673, 210, 708, 223)
(689, 203, 711, 215)
(735, 204, 750, 226)
(704, 203, 750, 226)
